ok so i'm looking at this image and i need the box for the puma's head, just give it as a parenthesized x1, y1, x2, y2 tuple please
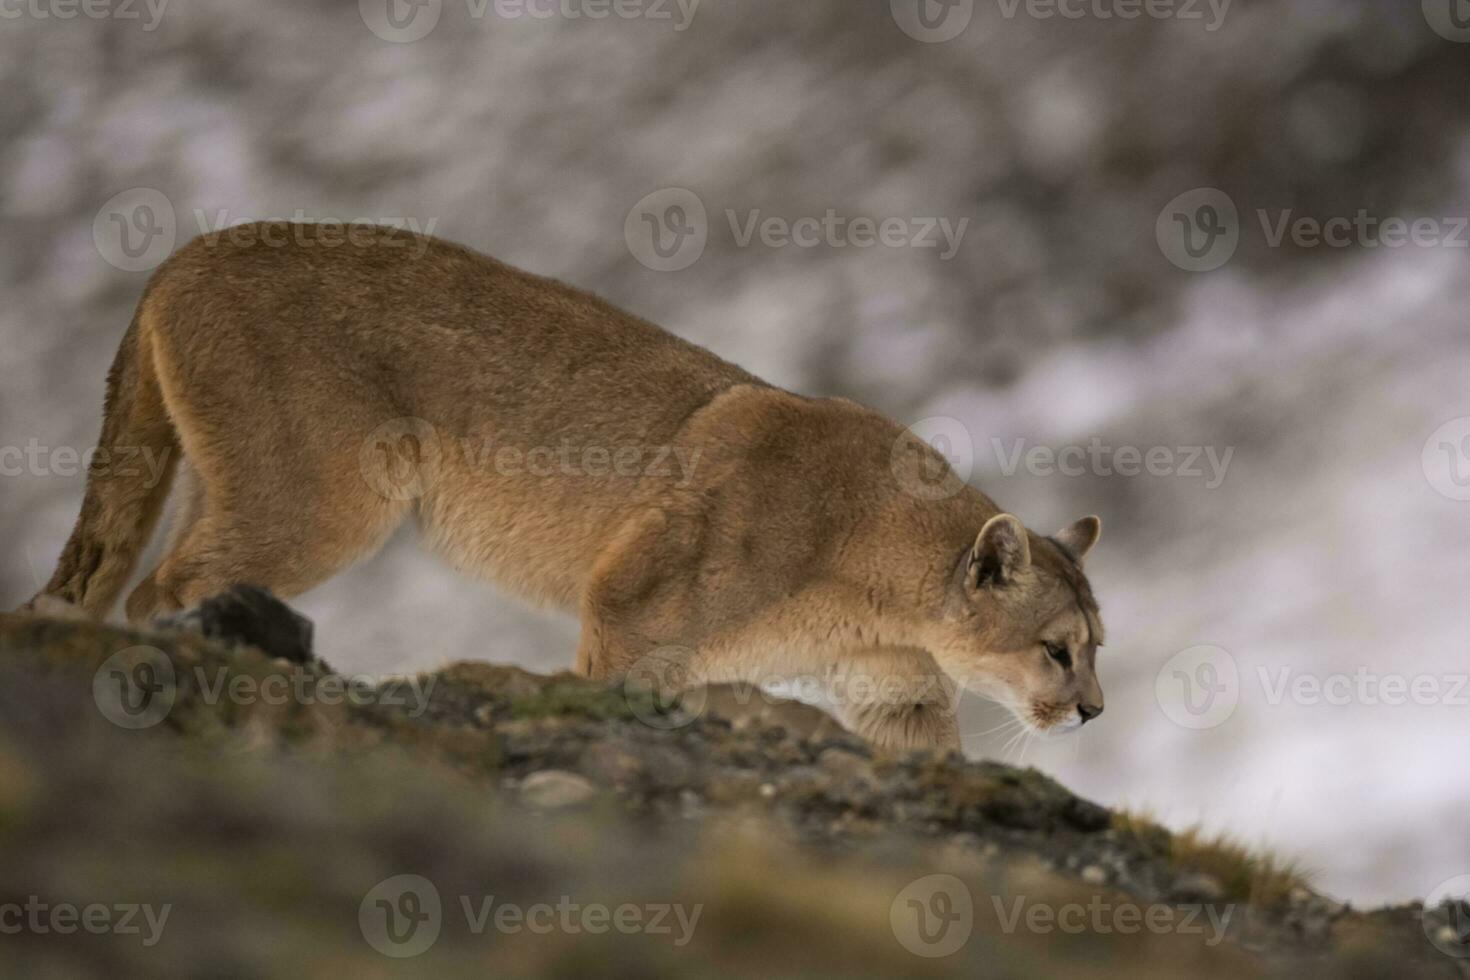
(930, 513, 1105, 735)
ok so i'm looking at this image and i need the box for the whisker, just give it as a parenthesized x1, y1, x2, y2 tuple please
(1001, 728, 1026, 762)
(963, 717, 1025, 740)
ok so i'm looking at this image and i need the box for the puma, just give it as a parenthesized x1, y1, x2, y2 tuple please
(24, 222, 1105, 751)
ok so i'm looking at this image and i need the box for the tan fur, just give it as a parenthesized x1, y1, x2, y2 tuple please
(27, 222, 1107, 750)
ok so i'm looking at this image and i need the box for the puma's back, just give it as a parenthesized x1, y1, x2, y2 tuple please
(149, 222, 761, 454)
(132, 223, 761, 608)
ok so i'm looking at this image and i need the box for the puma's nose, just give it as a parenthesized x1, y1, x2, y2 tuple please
(1078, 702, 1103, 724)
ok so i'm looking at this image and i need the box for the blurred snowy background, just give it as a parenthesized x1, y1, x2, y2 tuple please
(2, 0, 1468, 903)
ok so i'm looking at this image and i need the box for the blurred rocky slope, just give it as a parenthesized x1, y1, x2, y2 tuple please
(0, 606, 1462, 978)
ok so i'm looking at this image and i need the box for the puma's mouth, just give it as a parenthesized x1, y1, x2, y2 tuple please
(1042, 712, 1085, 736)
(1023, 699, 1083, 736)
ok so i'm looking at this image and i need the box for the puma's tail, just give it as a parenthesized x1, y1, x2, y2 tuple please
(26, 300, 180, 618)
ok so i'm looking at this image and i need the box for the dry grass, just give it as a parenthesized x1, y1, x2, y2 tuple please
(1113, 809, 1311, 909)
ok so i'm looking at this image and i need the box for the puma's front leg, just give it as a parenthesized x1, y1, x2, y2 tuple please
(827, 648, 962, 753)
(574, 505, 703, 681)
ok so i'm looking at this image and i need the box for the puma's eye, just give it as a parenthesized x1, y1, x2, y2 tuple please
(1046, 643, 1073, 669)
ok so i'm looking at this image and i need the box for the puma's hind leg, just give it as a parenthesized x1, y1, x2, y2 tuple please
(125, 504, 408, 623)
(124, 450, 412, 624)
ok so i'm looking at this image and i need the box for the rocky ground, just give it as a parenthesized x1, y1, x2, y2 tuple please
(0, 597, 1463, 978)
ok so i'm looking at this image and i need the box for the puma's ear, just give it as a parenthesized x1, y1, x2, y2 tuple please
(1054, 515, 1101, 566)
(968, 514, 1032, 588)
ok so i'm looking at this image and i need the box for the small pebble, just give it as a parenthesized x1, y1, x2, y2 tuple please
(520, 770, 597, 810)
